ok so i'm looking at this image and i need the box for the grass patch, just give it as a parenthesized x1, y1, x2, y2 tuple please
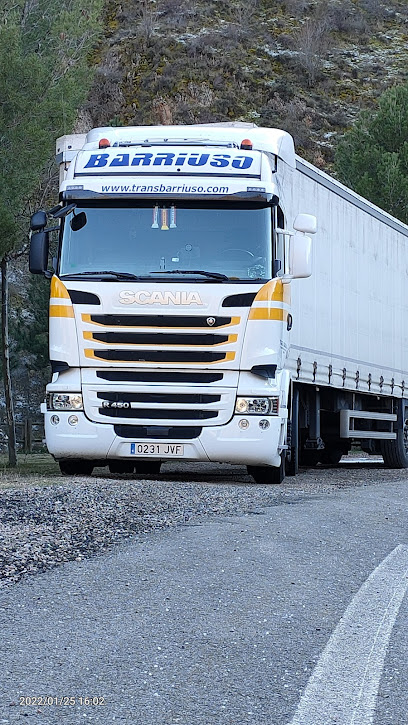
(0, 454, 61, 489)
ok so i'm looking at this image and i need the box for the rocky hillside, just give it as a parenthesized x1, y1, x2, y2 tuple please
(3, 0, 408, 437)
(81, 0, 408, 168)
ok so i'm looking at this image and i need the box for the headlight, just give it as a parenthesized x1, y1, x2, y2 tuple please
(235, 396, 279, 415)
(47, 393, 83, 411)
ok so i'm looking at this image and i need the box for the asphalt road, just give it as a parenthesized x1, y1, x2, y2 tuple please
(1, 467, 408, 725)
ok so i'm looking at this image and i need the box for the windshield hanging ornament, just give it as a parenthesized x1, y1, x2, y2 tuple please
(161, 208, 169, 230)
(152, 206, 159, 229)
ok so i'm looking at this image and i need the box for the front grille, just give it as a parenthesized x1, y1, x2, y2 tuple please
(91, 350, 232, 363)
(87, 314, 234, 328)
(114, 425, 202, 439)
(82, 309, 239, 425)
(97, 392, 220, 404)
(101, 408, 217, 420)
(87, 376, 233, 427)
(96, 371, 224, 383)
(90, 332, 230, 346)
(82, 311, 239, 367)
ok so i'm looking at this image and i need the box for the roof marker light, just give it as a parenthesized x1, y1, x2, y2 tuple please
(240, 139, 253, 150)
(99, 138, 111, 149)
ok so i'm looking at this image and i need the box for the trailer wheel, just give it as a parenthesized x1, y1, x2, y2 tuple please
(247, 455, 285, 485)
(59, 460, 94, 476)
(381, 414, 408, 468)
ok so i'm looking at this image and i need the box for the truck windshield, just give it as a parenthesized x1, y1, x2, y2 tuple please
(59, 202, 272, 281)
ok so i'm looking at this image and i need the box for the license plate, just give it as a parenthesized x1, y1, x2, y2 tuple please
(130, 442, 184, 457)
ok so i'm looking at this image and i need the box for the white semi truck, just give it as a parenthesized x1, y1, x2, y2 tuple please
(29, 123, 408, 482)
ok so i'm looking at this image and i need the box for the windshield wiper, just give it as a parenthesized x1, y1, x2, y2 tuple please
(60, 271, 144, 280)
(61, 269, 231, 281)
(150, 269, 230, 281)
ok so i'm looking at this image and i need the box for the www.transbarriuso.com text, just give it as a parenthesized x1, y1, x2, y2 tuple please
(100, 183, 229, 194)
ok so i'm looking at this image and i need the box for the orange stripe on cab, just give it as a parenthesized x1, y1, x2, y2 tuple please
(50, 276, 71, 299)
(252, 279, 291, 304)
(49, 305, 74, 318)
(248, 308, 286, 321)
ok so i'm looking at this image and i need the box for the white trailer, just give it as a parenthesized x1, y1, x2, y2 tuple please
(281, 157, 408, 470)
(29, 123, 408, 480)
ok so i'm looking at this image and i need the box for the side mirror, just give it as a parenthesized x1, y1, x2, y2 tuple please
(290, 232, 312, 279)
(70, 211, 87, 231)
(29, 231, 49, 275)
(293, 213, 317, 235)
(30, 210, 47, 231)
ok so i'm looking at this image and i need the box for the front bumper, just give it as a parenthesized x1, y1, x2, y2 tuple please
(43, 411, 285, 467)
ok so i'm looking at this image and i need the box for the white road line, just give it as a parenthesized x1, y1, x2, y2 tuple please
(287, 545, 408, 725)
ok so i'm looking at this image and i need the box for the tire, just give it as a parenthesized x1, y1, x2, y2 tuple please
(319, 447, 343, 465)
(247, 455, 285, 485)
(285, 441, 298, 476)
(59, 460, 94, 476)
(381, 414, 408, 468)
(108, 461, 135, 474)
(135, 461, 162, 475)
(300, 449, 321, 467)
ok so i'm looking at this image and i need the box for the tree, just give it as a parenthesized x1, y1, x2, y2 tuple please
(0, 0, 103, 465)
(14, 274, 51, 374)
(0, 21, 52, 465)
(334, 83, 408, 224)
(292, 15, 331, 88)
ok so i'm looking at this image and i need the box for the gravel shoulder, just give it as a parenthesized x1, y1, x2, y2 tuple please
(1, 454, 406, 587)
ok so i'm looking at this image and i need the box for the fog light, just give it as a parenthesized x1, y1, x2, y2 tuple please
(50, 415, 60, 426)
(68, 415, 79, 426)
(259, 419, 270, 429)
(238, 419, 249, 429)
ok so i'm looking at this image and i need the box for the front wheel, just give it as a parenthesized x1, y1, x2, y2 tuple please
(299, 449, 321, 467)
(59, 460, 94, 476)
(247, 455, 285, 485)
(319, 447, 344, 465)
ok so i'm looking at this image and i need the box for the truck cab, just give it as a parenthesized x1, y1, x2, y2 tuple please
(29, 123, 314, 482)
